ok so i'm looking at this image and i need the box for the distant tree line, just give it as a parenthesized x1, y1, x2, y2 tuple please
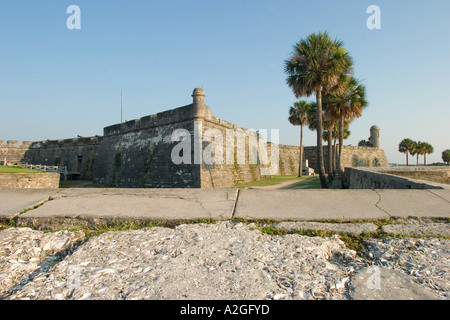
(398, 139, 434, 166)
(358, 140, 372, 147)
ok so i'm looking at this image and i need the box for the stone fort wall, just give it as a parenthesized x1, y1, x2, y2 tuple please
(93, 104, 201, 188)
(4, 88, 389, 188)
(277, 144, 389, 176)
(91, 92, 275, 188)
(22, 137, 102, 181)
(0, 140, 33, 165)
(199, 113, 272, 188)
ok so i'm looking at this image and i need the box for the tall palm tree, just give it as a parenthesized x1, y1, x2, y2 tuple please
(410, 141, 420, 166)
(285, 32, 353, 188)
(419, 142, 433, 165)
(398, 138, 415, 166)
(329, 121, 350, 174)
(333, 121, 351, 172)
(415, 141, 426, 166)
(320, 93, 331, 177)
(307, 102, 332, 177)
(288, 100, 314, 177)
(325, 75, 367, 178)
(310, 105, 347, 177)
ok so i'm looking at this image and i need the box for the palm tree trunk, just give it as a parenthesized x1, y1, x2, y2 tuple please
(333, 138, 337, 174)
(406, 152, 409, 166)
(298, 124, 304, 177)
(338, 115, 345, 179)
(327, 128, 333, 182)
(424, 154, 426, 166)
(316, 89, 328, 188)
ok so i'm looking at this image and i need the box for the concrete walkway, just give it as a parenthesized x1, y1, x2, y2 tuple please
(1, 185, 449, 230)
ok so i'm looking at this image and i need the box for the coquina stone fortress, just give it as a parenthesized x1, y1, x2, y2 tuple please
(1, 88, 389, 188)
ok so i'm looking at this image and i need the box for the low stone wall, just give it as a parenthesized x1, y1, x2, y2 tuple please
(371, 167, 450, 185)
(0, 173, 60, 189)
(344, 167, 443, 189)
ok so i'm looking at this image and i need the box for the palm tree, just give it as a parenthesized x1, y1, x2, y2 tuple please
(325, 75, 367, 178)
(332, 125, 350, 173)
(420, 142, 433, 165)
(285, 32, 353, 188)
(288, 100, 314, 177)
(308, 101, 332, 177)
(313, 107, 349, 177)
(415, 141, 427, 166)
(322, 95, 336, 180)
(410, 141, 420, 166)
(414, 141, 433, 166)
(398, 138, 415, 166)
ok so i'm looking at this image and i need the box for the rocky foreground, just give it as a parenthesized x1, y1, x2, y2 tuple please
(0, 221, 448, 300)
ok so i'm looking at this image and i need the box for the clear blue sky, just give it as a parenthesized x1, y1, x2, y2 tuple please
(1, 0, 449, 164)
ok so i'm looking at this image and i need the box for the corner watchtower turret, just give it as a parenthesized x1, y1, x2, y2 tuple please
(191, 87, 212, 120)
(192, 87, 206, 106)
(368, 125, 380, 148)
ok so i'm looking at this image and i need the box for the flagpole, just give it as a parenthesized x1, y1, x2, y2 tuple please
(121, 90, 123, 124)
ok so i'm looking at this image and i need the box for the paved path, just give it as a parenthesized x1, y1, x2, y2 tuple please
(0, 189, 57, 219)
(1, 185, 449, 230)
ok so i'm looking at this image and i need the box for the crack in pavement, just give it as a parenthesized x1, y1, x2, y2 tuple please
(230, 189, 240, 219)
(426, 189, 450, 204)
(11, 196, 56, 222)
(372, 189, 392, 218)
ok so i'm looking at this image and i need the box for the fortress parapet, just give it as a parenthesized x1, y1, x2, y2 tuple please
(104, 88, 213, 137)
(0, 141, 34, 165)
(0, 140, 33, 147)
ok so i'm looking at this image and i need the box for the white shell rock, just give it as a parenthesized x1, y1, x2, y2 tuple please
(1, 221, 448, 300)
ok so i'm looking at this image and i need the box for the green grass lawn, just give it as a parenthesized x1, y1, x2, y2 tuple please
(289, 177, 328, 189)
(233, 174, 333, 189)
(0, 165, 40, 173)
(233, 175, 311, 188)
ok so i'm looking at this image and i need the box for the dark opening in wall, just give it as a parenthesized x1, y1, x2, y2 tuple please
(77, 155, 83, 169)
